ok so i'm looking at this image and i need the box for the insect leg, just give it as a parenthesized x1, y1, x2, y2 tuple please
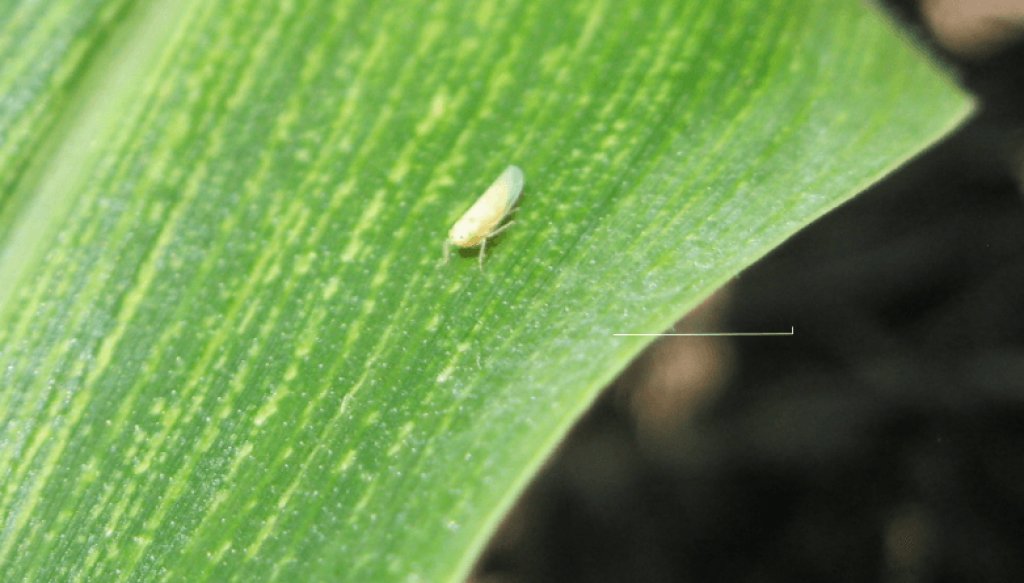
(478, 220, 516, 270)
(488, 220, 515, 238)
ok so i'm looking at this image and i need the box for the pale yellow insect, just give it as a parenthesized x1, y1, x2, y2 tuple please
(444, 165, 524, 269)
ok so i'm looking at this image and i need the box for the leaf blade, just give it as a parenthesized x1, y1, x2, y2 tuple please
(0, 1, 970, 581)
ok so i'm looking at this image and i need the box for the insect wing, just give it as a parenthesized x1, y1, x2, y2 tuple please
(460, 165, 524, 230)
(497, 165, 524, 213)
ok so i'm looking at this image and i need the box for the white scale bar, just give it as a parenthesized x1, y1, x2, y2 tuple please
(613, 326, 794, 337)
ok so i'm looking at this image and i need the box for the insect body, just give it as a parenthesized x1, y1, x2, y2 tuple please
(444, 165, 524, 268)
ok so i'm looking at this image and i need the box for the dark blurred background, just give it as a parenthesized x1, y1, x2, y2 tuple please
(474, 1, 1024, 581)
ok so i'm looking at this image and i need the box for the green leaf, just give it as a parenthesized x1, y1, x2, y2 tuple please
(0, 0, 970, 581)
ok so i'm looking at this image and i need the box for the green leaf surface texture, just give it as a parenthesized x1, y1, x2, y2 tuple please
(0, 0, 971, 581)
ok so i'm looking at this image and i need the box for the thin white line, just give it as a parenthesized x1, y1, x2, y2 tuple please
(612, 326, 794, 337)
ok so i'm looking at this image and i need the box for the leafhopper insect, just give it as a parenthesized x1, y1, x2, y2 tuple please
(444, 165, 524, 269)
